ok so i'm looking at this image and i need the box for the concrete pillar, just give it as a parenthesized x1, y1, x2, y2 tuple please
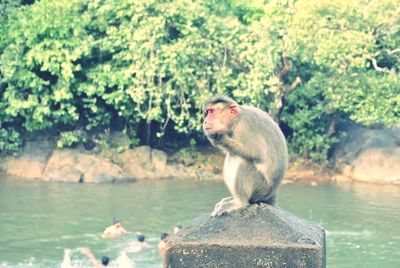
(164, 204, 325, 268)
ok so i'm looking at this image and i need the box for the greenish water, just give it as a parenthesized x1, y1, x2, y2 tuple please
(0, 177, 399, 268)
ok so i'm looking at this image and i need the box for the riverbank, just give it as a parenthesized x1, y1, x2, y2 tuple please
(0, 134, 399, 186)
(0, 143, 344, 185)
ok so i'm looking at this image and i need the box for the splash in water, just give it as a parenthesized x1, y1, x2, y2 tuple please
(60, 249, 87, 268)
(110, 251, 134, 268)
(60, 248, 135, 268)
(61, 249, 74, 268)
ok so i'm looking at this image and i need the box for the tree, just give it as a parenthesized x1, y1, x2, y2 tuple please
(0, 0, 398, 162)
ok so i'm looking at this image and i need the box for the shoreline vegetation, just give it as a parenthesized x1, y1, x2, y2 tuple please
(0, 0, 399, 186)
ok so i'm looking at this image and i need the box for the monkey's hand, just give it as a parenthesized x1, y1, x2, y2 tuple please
(211, 196, 248, 217)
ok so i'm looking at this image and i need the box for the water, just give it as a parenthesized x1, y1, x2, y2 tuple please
(0, 176, 399, 268)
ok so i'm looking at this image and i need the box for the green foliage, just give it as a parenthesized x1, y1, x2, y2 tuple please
(57, 131, 85, 148)
(0, 0, 399, 162)
(279, 0, 399, 160)
(205, 0, 266, 24)
(282, 77, 341, 162)
(0, 128, 22, 156)
(325, 72, 400, 126)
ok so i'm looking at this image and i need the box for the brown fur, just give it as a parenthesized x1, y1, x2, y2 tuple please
(203, 95, 288, 216)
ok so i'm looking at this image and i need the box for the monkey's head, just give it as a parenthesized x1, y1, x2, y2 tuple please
(203, 95, 240, 139)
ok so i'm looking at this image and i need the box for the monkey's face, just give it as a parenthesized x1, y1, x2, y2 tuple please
(203, 103, 236, 138)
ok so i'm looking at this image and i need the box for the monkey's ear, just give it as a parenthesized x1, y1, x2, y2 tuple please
(229, 104, 239, 118)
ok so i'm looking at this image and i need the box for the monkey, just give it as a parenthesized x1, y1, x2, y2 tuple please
(203, 95, 288, 216)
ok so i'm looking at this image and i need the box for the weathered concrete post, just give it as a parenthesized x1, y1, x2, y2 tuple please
(164, 204, 325, 268)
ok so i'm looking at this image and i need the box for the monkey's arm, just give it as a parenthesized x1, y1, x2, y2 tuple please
(220, 136, 258, 160)
(220, 125, 267, 161)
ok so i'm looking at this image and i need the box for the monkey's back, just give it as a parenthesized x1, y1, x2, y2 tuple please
(238, 105, 288, 182)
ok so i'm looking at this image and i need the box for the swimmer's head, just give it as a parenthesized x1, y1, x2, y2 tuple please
(137, 234, 145, 242)
(112, 217, 120, 224)
(101, 256, 110, 266)
(160, 233, 169, 241)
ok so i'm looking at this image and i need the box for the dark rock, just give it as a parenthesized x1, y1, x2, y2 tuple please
(1, 140, 54, 180)
(333, 125, 400, 184)
(165, 204, 325, 268)
(151, 149, 168, 171)
(43, 149, 134, 183)
(119, 146, 165, 179)
(1, 140, 223, 182)
(119, 146, 213, 180)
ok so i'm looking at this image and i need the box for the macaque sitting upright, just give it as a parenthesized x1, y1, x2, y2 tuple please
(203, 95, 288, 216)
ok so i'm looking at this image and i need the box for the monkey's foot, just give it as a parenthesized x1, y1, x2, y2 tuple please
(211, 197, 247, 217)
(217, 196, 234, 204)
(212, 196, 233, 213)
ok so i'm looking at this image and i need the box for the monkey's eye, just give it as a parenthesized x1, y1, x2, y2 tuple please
(206, 108, 215, 115)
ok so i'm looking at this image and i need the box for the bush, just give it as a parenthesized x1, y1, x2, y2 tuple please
(0, 128, 21, 156)
(0, 0, 398, 162)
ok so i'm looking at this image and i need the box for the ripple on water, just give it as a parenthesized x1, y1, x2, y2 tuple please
(0, 178, 399, 268)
